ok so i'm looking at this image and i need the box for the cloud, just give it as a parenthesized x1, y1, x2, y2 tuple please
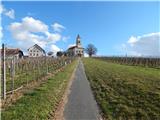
(22, 17, 48, 32)
(46, 32, 61, 43)
(62, 36, 70, 42)
(9, 17, 62, 42)
(52, 22, 65, 32)
(9, 17, 66, 54)
(9, 17, 48, 49)
(121, 32, 160, 57)
(9, 17, 48, 34)
(50, 44, 63, 56)
(0, 4, 15, 19)
(127, 36, 138, 46)
(4, 9, 15, 19)
(51, 44, 61, 52)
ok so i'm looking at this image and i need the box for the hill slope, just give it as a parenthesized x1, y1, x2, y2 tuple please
(83, 58, 160, 120)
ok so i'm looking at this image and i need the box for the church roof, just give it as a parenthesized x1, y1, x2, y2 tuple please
(68, 45, 77, 49)
(68, 45, 84, 50)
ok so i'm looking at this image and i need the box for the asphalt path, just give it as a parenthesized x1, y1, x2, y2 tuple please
(64, 60, 100, 120)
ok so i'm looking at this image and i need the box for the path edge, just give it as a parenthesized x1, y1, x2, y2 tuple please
(51, 60, 79, 120)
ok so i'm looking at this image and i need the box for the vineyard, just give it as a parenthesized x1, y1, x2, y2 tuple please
(2, 56, 74, 98)
(94, 57, 160, 68)
(83, 58, 160, 120)
(2, 59, 77, 120)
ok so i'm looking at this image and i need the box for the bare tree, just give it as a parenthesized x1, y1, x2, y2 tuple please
(85, 44, 97, 57)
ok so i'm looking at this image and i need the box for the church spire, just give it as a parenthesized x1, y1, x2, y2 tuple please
(76, 34, 81, 47)
(77, 34, 80, 39)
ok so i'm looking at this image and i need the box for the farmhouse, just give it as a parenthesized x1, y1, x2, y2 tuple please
(68, 34, 84, 57)
(1, 48, 24, 59)
(28, 44, 46, 57)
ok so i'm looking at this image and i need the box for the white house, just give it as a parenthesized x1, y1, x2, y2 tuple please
(68, 34, 84, 57)
(28, 44, 46, 57)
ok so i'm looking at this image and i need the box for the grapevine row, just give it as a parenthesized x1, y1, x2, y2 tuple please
(5, 57, 75, 92)
(94, 57, 160, 68)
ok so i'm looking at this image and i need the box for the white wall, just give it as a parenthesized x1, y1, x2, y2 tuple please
(28, 46, 45, 57)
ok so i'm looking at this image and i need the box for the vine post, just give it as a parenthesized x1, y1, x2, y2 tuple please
(1, 43, 6, 99)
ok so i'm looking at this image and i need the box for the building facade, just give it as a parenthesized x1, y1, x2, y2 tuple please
(28, 44, 46, 57)
(68, 35, 84, 57)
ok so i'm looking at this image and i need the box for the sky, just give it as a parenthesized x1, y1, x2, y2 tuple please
(1, 1, 160, 57)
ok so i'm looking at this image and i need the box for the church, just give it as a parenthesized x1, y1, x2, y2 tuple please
(68, 35, 84, 57)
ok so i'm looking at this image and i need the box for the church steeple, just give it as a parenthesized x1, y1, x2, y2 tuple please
(76, 34, 81, 47)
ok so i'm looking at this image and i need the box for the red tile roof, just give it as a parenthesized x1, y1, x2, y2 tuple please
(68, 45, 77, 49)
(1, 48, 23, 56)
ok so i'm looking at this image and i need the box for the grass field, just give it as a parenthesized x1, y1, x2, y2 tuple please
(2, 60, 77, 120)
(83, 58, 160, 120)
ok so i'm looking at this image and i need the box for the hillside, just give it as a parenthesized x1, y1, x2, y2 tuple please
(83, 58, 160, 120)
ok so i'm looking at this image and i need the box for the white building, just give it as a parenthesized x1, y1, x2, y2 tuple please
(28, 44, 46, 57)
(68, 35, 84, 57)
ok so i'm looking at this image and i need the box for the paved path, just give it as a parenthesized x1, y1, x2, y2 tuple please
(64, 60, 100, 120)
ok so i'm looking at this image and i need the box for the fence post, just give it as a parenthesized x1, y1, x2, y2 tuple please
(45, 57, 48, 74)
(10, 57, 15, 94)
(1, 43, 6, 99)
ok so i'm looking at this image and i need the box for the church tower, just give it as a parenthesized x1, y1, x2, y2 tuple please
(76, 34, 81, 48)
(68, 34, 84, 57)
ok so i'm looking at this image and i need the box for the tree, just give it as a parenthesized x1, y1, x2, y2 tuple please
(56, 51, 63, 57)
(85, 44, 97, 57)
(47, 51, 54, 56)
(63, 51, 68, 57)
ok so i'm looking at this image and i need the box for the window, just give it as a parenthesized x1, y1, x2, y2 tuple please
(37, 54, 38, 56)
(30, 50, 32, 52)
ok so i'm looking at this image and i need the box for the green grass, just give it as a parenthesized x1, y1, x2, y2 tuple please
(2, 60, 77, 120)
(83, 58, 160, 120)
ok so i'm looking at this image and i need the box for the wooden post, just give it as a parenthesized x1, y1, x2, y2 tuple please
(1, 43, 6, 99)
(10, 57, 15, 94)
(45, 56, 48, 74)
(26, 62, 28, 86)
